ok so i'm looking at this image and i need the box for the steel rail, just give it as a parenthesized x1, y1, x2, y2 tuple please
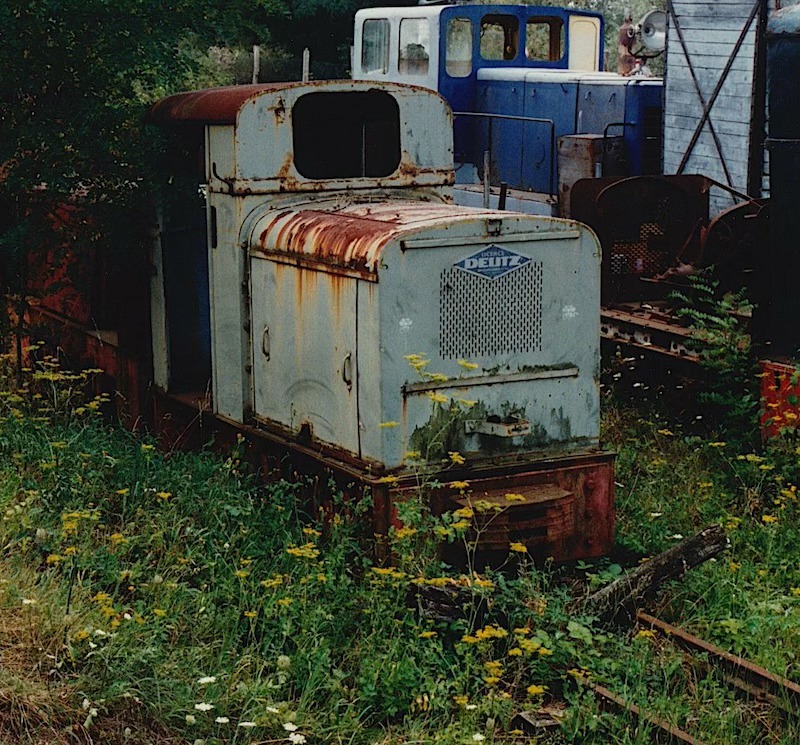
(637, 611, 800, 712)
(592, 683, 709, 745)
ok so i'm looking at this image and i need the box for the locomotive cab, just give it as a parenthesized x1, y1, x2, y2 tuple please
(147, 81, 614, 561)
(353, 4, 662, 214)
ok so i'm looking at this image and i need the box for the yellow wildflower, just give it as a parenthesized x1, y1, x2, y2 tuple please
(422, 576, 452, 587)
(376, 475, 399, 485)
(418, 630, 437, 639)
(451, 520, 471, 530)
(61, 520, 78, 536)
(153, 608, 166, 617)
(567, 668, 591, 681)
(448, 451, 466, 465)
(394, 526, 417, 540)
(276, 597, 293, 607)
(453, 695, 469, 706)
(537, 647, 553, 656)
(457, 359, 479, 370)
(762, 514, 779, 524)
(449, 480, 470, 490)
(656, 429, 674, 436)
(405, 450, 421, 460)
(526, 684, 547, 697)
(509, 542, 528, 553)
(425, 373, 450, 383)
(709, 442, 727, 448)
(475, 625, 508, 640)
(504, 493, 526, 502)
(453, 507, 473, 519)
(379, 421, 398, 429)
(428, 391, 448, 404)
(243, 610, 257, 618)
(508, 648, 523, 656)
(116, 488, 130, 496)
(302, 527, 321, 538)
(519, 638, 540, 653)
(156, 491, 172, 501)
(46, 554, 64, 564)
(473, 577, 495, 590)
(235, 570, 250, 579)
(635, 629, 656, 640)
(484, 676, 500, 685)
(286, 543, 320, 559)
(457, 399, 477, 408)
(460, 635, 479, 644)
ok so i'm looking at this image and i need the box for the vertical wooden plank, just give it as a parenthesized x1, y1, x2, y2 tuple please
(663, 0, 765, 214)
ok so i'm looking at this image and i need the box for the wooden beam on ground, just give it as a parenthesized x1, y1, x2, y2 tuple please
(578, 525, 728, 625)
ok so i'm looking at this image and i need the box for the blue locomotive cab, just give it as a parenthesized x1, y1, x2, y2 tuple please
(354, 4, 603, 113)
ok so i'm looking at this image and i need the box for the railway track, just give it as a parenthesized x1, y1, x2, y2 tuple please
(513, 611, 800, 744)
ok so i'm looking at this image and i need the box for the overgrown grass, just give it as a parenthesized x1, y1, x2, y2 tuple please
(0, 351, 610, 744)
(4, 348, 800, 744)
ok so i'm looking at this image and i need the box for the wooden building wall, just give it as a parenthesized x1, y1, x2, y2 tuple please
(663, 0, 768, 216)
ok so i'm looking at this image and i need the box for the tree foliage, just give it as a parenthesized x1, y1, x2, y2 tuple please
(0, 0, 282, 202)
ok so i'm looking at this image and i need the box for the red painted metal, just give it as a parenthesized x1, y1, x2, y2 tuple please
(145, 84, 290, 125)
(760, 359, 800, 439)
(397, 452, 615, 561)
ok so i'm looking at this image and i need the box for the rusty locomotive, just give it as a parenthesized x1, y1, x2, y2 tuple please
(23, 79, 614, 561)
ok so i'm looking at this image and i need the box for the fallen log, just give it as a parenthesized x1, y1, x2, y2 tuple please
(578, 525, 728, 625)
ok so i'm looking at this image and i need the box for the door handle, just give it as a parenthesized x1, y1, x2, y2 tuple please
(261, 326, 270, 360)
(342, 352, 353, 390)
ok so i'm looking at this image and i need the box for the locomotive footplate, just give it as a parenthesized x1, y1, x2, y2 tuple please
(153, 388, 614, 564)
(386, 450, 615, 563)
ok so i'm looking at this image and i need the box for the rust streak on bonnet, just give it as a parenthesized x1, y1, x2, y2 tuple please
(253, 201, 505, 273)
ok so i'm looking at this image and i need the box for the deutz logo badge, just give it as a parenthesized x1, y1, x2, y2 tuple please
(454, 245, 531, 280)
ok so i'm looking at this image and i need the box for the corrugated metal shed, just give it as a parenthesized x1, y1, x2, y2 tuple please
(662, 0, 769, 215)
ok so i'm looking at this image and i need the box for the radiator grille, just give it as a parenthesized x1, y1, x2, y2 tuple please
(439, 262, 543, 358)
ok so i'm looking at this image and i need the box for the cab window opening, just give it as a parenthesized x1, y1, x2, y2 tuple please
(480, 14, 519, 61)
(293, 91, 401, 179)
(526, 17, 564, 61)
(361, 18, 390, 74)
(445, 17, 473, 77)
(399, 18, 431, 75)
